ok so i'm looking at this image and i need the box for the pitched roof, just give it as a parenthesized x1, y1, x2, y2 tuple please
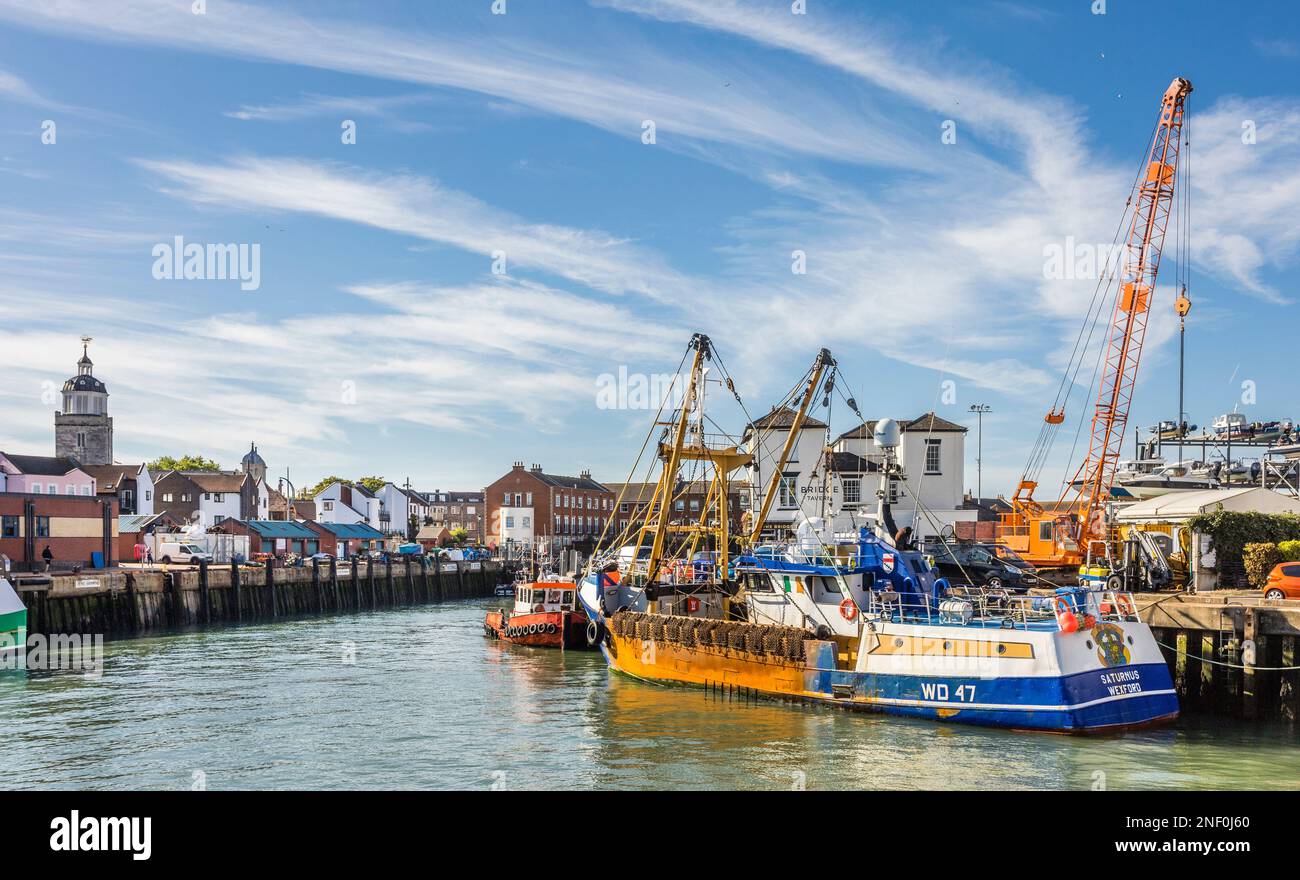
(239, 519, 317, 538)
(748, 406, 829, 431)
(185, 472, 248, 493)
(118, 513, 173, 533)
(827, 452, 878, 473)
(2, 453, 84, 476)
(529, 471, 610, 492)
(82, 464, 142, 490)
(903, 412, 968, 433)
(834, 413, 968, 443)
(603, 482, 659, 504)
(311, 521, 384, 539)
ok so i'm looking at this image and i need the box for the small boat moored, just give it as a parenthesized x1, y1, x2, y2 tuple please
(484, 578, 589, 649)
(0, 577, 27, 671)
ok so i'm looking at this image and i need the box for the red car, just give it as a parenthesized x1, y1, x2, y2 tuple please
(1263, 563, 1300, 600)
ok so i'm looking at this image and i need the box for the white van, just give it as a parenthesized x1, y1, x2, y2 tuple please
(156, 542, 213, 565)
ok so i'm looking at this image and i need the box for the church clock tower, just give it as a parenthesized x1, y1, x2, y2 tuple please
(54, 337, 113, 466)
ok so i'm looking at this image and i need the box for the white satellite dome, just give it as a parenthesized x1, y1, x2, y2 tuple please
(873, 418, 900, 448)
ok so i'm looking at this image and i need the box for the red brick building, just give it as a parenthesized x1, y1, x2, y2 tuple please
(484, 463, 614, 550)
(0, 492, 117, 571)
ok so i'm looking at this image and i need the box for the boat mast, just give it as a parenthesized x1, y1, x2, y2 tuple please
(748, 348, 836, 545)
(644, 334, 709, 584)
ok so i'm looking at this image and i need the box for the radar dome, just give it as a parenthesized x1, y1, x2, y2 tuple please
(874, 418, 900, 448)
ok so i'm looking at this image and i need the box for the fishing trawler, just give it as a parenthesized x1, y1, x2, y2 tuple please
(578, 336, 1178, 733)
(484, 577, 587, 649)
(0, 578, 26, 670)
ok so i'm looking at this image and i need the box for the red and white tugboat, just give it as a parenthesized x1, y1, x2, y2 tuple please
(484, 577, 588, 649)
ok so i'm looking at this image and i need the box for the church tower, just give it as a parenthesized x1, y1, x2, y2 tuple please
(54, 337, 113, 466)
(241, 442, 267, 483)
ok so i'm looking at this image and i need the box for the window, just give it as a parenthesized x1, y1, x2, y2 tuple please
(35, 516, 50, 538)
(162, 493, 173, 503)
(522, 516, 530, 528)
(674, 499, 685, 511)
(214, 515, 227, 525)
(65, 484, 74, 495)
(1284, 565, 1300, 578)
(76, 432, 86, 448)
(203, 493, 211, 501)
(466, 506, 476, 515)
(1038, 520, 1054, 542)
(505, 516, 515, 528)
(925, 439, 942, 475)
(620, 502, 629, 513)
(843, 478, 861, 505)
(1, 516, 17, 538)
(48, 483, 58, 494)
(82, 485, 91, 496)
(689, 499, 700, 511)
(503, 492, 510, 504)
(213, 493, 223, 502)
(514, 493, 522, 506)
(30, 484, 41, 494)
(323, 500, 335, 511)
(739, 493, 750, 508)
(778, 474, 798, 508)
(525, 493, 532, 505)
(146, 491, 152, 501)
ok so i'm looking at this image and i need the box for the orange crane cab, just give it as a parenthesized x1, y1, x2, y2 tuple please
(998, 77, 1193, 579)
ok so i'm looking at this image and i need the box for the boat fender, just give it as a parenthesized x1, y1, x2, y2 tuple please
(546, 623, 557, 634)
(586, 619, 605, 648)
(839, 598, 857, 621)
(528, 624, 538, 635)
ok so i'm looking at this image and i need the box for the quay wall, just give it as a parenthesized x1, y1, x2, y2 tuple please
(1138, 594, 1300, 724)
(15, 558, 507, 639)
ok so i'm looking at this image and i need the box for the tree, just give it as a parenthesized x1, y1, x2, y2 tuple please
(450, 527, 469, 546)
(303, 476, 352, 497)
(355, 476, 387, 494)
(149, 454, 222, 472)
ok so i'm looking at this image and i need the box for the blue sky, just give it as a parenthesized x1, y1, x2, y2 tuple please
(0, 0, 1297, 497)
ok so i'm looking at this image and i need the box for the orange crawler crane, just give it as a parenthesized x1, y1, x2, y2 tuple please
(999, 76, 1193, 572)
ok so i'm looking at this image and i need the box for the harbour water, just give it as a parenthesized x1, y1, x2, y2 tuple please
(3, 598, 1297, 791)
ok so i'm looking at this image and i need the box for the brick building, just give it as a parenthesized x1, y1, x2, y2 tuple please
(0, 492, 117, 571)
(422, 490, 486, 544)
(484, 463, 614, 549)
(605, 479, 750, 540)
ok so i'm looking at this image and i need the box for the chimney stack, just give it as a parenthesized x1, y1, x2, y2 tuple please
(530, 463, 543, 473)
(512, 461, 524, 470)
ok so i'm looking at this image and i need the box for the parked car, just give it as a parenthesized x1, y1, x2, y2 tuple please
(156, 542, 213, 565)
(925, 540, 1026, 592)
(1263, 562, 1300, 600)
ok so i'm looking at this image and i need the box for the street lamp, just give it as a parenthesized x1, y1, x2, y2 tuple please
(969, 404, 992, 500)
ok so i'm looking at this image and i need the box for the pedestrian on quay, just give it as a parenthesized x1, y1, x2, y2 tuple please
(41, 545, 53, 572)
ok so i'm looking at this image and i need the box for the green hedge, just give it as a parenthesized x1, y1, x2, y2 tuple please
(1278, 539, 1300, 562)
(1185, 511, 1300, 585)
(1243, 543, 1282, 589)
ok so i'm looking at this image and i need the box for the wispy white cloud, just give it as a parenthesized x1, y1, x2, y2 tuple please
(137, 155, 686, 300)
(0, 0, 923, 169)
(224, 92, 442, 133)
